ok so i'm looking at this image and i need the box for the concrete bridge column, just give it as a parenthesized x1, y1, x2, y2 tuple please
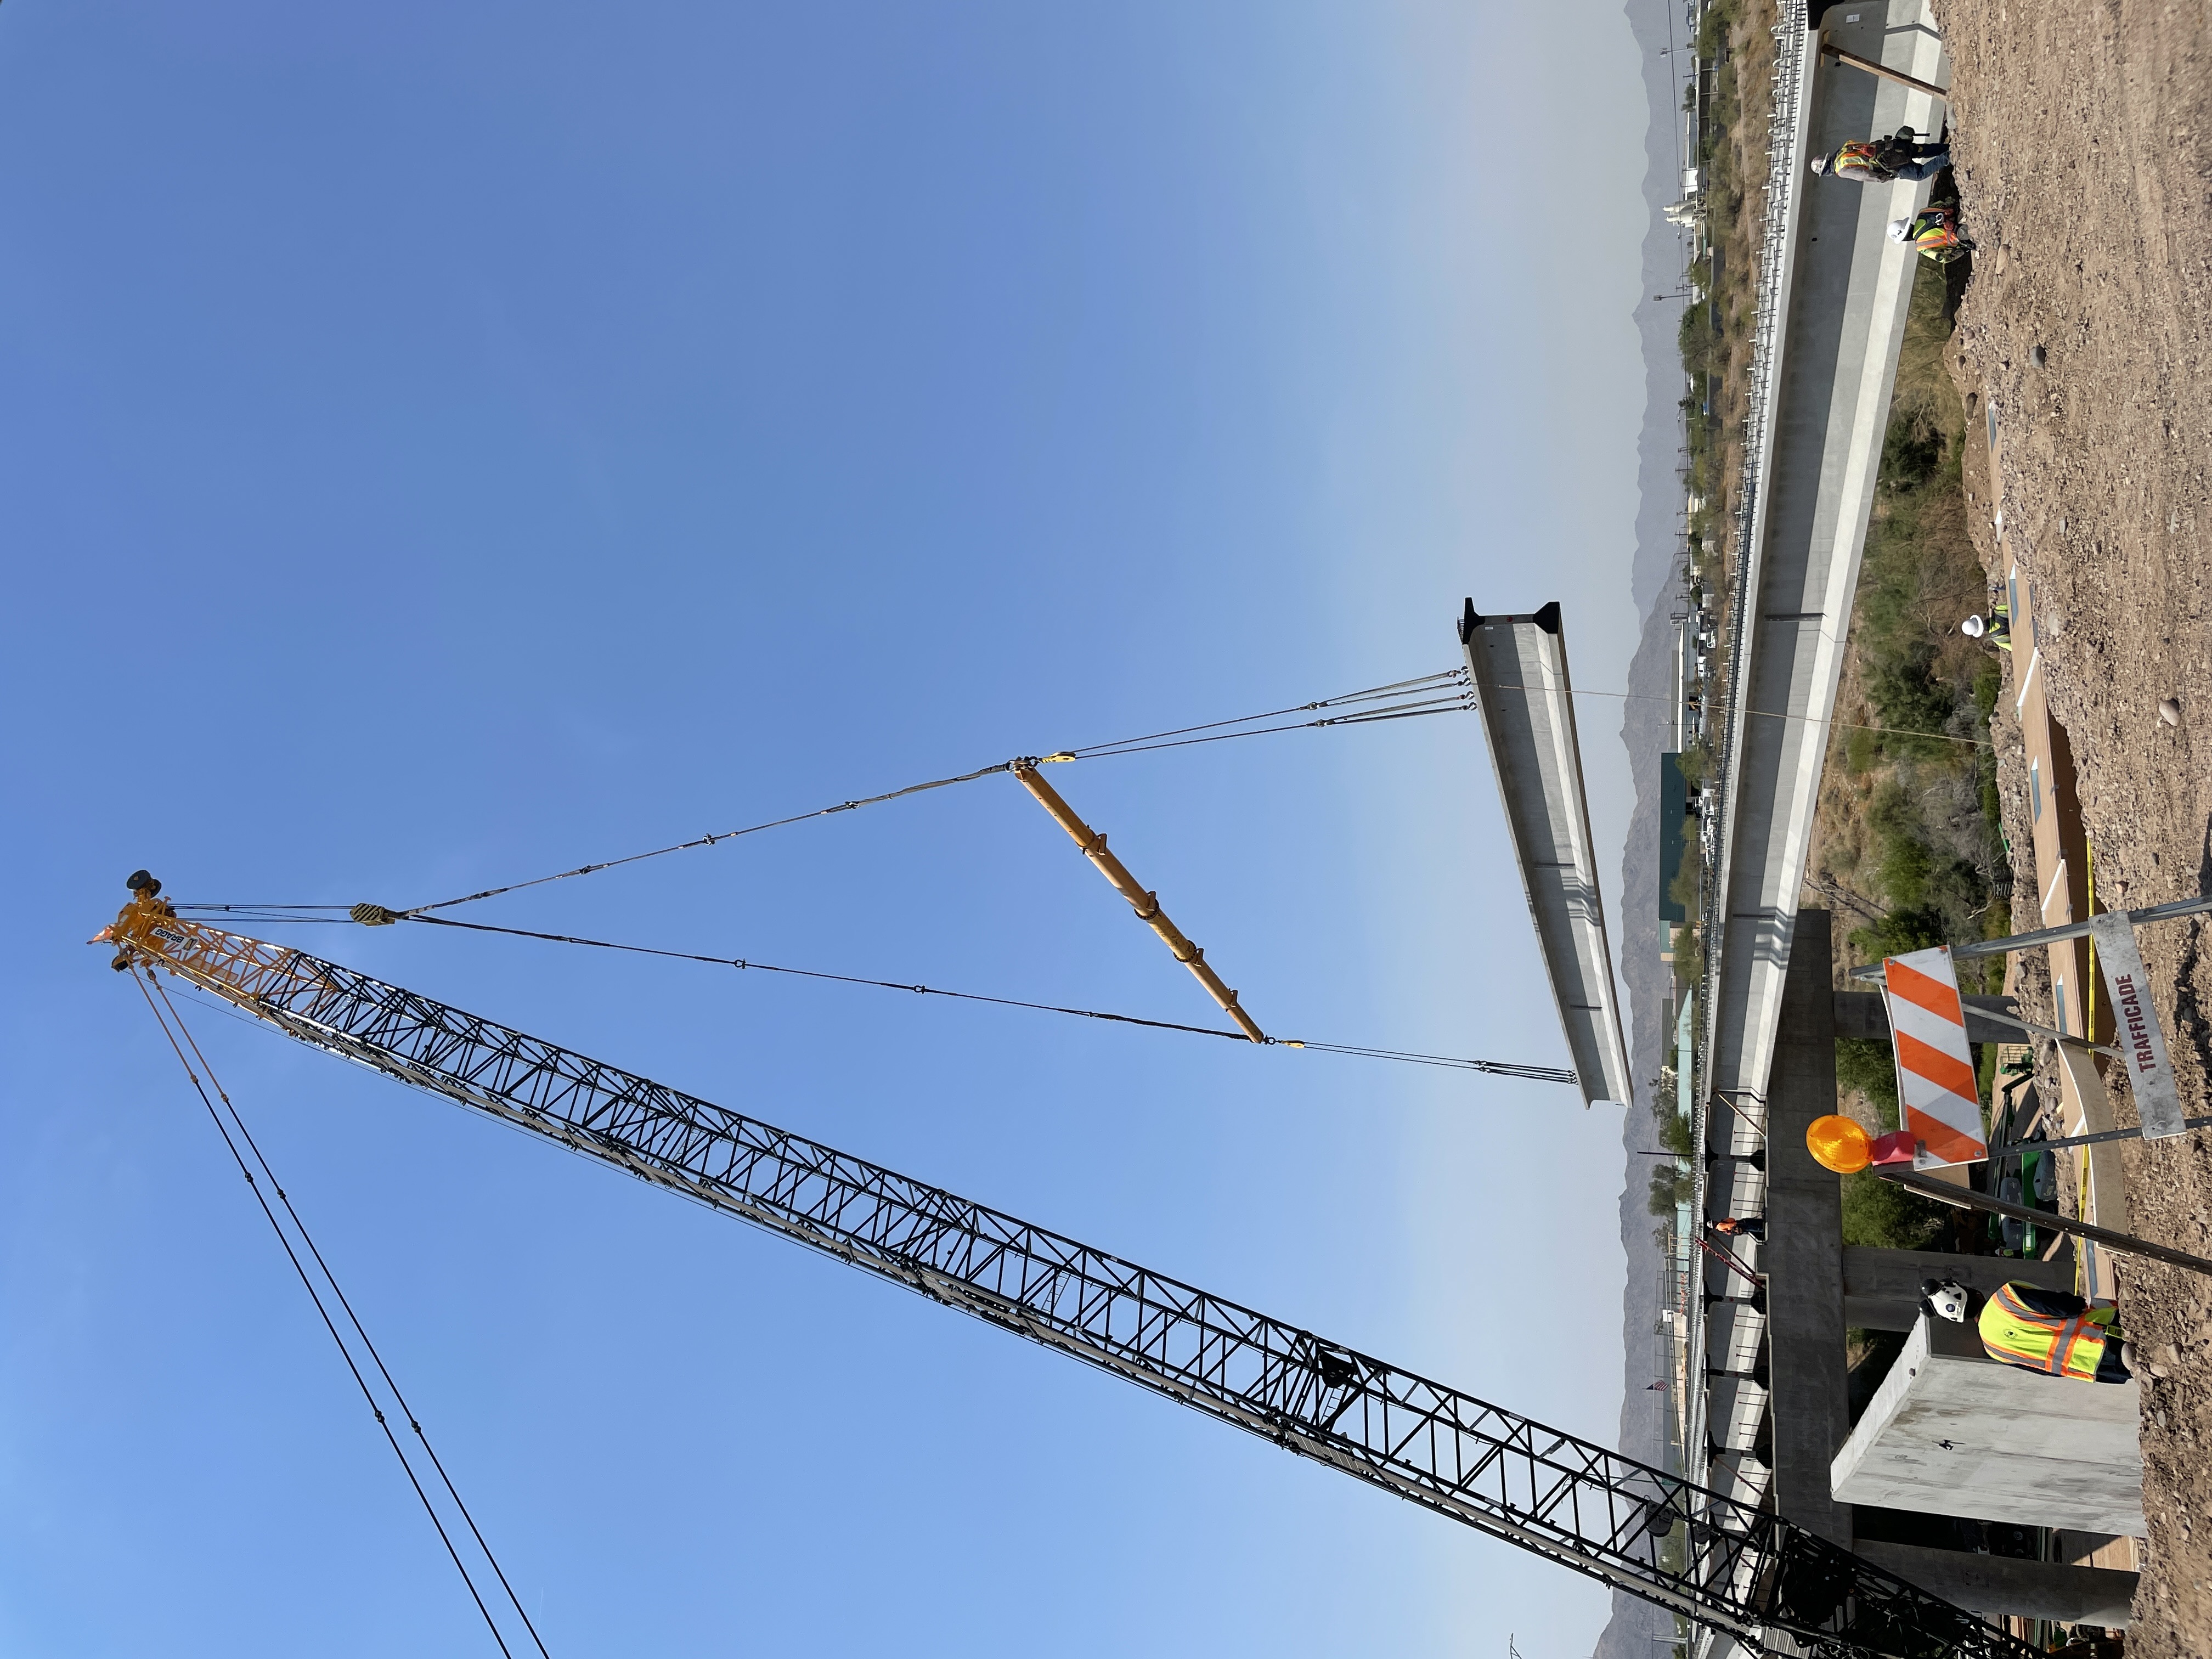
(1854, 1542, 2136, 1629)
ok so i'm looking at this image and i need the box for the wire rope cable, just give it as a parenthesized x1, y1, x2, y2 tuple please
(170, 669, 1479, 925)
(163, 668, 1973, 938)
(170, 666, 1982, 932)
(133, 972, 552, 1658)
(365, 911, 1577, 1084)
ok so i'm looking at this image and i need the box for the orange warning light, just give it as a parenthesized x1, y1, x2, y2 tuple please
(1807, 1115, 1873, 1175)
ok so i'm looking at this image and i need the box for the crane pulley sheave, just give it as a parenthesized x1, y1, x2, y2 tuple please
(97, 882, 2032, 1659)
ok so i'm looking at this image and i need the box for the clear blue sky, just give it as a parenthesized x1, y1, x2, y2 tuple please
(1, 4, 1656, 1654)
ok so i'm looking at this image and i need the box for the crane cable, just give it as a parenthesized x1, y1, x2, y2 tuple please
(167, 666, 1573, 1082)
(170, 661, 1987, 936)
(377, 911, 1579, 1084)
(132, 970, 553, 1659)
(173, 670, 1475, 926)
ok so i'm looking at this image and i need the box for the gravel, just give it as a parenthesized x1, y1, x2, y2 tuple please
(1934, 2, 2212, 1649)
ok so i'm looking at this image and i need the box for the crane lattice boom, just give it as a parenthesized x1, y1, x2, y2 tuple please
(100, 888, 2029, 1659)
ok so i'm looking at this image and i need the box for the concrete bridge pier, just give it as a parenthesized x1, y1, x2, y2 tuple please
(1754, 910, 2140, 1628)
(1855, 1542, 2137, 1629)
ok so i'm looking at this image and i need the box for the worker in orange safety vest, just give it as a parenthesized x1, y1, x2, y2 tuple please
(1925, 1278, 2138, 1383)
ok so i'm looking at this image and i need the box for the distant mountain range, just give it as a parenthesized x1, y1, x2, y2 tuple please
(1593, 0, 1696, 1653)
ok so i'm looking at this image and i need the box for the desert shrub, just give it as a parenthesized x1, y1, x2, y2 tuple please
(1844, 726, 1882, 776)
(1876, 833, 1933, 909)
(1697, 0, 1740, 57)
(1835, 1039, 1900, 1127)
(1865, 642, 1958, 757)
(1880, 408, 1944, 494)
(1849, 905, 1947, 962)
(1841, 1170, 1948, 1250)
(1858, 778, 1988, 944)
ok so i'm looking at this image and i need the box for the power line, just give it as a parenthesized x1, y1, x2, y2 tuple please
(133, 973, 550, 1658)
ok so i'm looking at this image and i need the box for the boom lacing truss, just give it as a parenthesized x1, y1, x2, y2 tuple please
(99, 890, 2030, 1659)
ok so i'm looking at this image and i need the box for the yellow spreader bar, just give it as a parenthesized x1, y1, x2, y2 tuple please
(1011, 761, 1266, 1043)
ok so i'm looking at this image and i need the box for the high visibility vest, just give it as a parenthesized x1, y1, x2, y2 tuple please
(1833, 141, 1886, 178)
(1976, 1283, 2113, 1380)
(1905, 209, 1965, 255)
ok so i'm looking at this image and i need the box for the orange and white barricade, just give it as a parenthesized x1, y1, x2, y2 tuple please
(1881, 946, 1988, 1168)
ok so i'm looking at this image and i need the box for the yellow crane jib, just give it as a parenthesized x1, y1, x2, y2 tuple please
(1009, 761, 1266, 1043)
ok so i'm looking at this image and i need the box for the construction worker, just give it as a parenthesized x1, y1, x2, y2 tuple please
(1961, 603, 2011, 650)
(1889, 202, 1974, 264)
(1711, 1216, 1765, 1241)
(1808, 128, 1951, 184)
(1924, 1278, 2138, 1383)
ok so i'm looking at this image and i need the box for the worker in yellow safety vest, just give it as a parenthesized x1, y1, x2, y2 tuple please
(1809, 129, 1951, 184)
(1925, 1278, 2137, 1384)
(1888, 203, 1975, 264)
(1961, 603, 2011, 650)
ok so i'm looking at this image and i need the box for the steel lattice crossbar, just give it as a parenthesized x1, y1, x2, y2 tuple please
(118, 912, 2030, 1659)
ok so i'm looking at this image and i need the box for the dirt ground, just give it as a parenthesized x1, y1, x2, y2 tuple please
(1933, 2, 2212, 1651)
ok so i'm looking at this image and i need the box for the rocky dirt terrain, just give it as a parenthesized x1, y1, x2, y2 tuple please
(1934, 1, 2212, 1650)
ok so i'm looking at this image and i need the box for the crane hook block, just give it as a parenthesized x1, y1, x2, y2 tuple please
(351, 903, 403, 927)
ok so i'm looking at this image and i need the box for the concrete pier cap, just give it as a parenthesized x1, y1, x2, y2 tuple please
(1830, 1314, 2144, 1534)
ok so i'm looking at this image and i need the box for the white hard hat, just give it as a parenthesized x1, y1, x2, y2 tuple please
(1888, 218, 1914, 244)
(1809, 154, 1829, 175)
(1922, 1278, 1971, 1323)
(1961, 614, 1987, 638)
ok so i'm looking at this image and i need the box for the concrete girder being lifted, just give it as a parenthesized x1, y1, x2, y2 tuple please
(1458, 600, 1633, 1109)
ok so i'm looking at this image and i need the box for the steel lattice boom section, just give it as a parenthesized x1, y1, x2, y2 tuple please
(103, 897, 2029, 1659)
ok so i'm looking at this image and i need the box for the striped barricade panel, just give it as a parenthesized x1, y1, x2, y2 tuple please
(1881, 947, 1988, 1168)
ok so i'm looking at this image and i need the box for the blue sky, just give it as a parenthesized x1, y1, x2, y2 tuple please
(1, 3, 1656, 1654)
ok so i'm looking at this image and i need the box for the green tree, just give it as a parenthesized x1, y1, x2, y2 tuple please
(1647, 1164, 1691, 1216)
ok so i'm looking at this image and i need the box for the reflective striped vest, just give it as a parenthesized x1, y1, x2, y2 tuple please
(1977, 1283, 2114, 1380)
(1905, 208, 1966, 258)
(1832, 141, 1887, 179)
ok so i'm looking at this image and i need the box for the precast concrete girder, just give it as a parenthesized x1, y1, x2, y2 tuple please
(1458, 599, 1632, 1109)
